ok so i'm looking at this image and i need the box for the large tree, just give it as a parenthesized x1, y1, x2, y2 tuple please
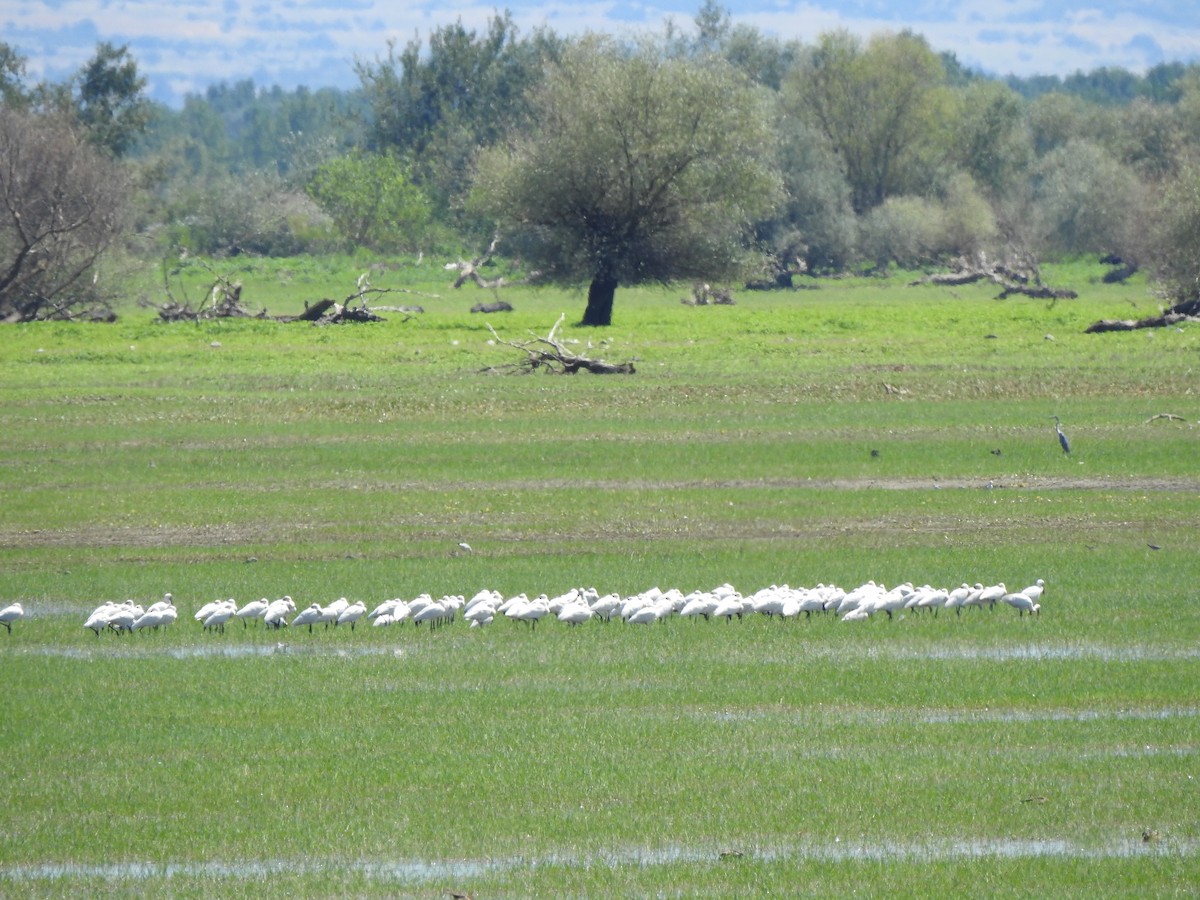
(357, 13, 562, 230)
(786, 29, 951, 213)
(470, 38, 781, 326)
(72, 42, 153, 157)
(0, 107, 130, 321)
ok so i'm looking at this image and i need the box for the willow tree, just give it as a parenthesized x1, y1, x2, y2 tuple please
(786, 29, 951, 214)
(470, 38, 781, 326)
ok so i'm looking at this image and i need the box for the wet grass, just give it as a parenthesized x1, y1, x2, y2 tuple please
(0, 258, 1198, 895)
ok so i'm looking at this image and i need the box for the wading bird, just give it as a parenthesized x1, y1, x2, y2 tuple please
(1050, 415, 1070, 454)
(336, 600, 366, 631)
(0, 602, 23, 634)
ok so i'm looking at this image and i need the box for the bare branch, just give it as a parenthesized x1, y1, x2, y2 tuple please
(483, 314, 636, 374)
(445, 233, 540, 292)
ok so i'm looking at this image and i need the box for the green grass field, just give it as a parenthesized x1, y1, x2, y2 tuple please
(0, 256, 1197, 896)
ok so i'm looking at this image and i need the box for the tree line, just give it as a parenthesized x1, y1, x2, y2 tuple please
(3, 3, 1200, 324)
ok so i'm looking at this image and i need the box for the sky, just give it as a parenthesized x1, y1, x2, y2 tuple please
(6, 0, 1200, 107)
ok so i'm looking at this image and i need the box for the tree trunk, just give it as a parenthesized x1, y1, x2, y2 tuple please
(582, 274, 617, 326)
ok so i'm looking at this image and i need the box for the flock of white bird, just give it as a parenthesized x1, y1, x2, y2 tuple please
(0, 579, 1046, 638)
(0, 578, 1044, 639)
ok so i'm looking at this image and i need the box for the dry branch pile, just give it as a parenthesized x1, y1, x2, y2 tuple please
(911, 254, 1077, 300)
(483, 314, 636, 375)
(150, 263, 433, 325)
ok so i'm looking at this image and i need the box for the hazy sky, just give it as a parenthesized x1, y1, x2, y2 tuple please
(7, 0, 1200, 106)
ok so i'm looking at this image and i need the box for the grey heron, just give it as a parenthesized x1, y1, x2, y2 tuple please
(1050, 415, 1070, 454)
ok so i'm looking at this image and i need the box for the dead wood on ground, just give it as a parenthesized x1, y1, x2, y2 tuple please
(150, 263, 434, 324)
(445, 234, 540, 293)
(1085, 297, 1200, 333)
(483, 313, 636, 375)
(911, 254, 1077, 301)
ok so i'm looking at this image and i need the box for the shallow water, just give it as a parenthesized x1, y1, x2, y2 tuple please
(706, 704, 1199, 729)
(3, 838, 1192, 883)
(4, 642, 408, 660)
(6, 640, 1197, 663)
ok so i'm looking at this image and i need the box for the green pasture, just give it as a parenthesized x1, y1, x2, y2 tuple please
(0, 257, 1197, 896)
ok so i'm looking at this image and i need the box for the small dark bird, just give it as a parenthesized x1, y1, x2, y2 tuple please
(870, 449, 880, 458)
(990, 448, 1002, 456)
(1050, 415, 1070, 454)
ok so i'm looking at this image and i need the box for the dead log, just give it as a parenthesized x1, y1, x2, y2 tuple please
(919, 270, 988, 287)
(911, 253, 1075, 300)
(471, 300, 514, 313)
(293, 298, 338, 322)
(1085, 310, 1197, 333)
(483, 313, 636, 375)
(996, 284, 1078, 300)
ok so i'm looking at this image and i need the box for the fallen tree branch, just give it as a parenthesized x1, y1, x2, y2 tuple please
(1085, 298, 1200, 333)
(471, 300, 514, 314)
(911, 253, 1077, 301)
(151, 264, 435, 324)
(445, 233, 540, 292)
(1144, 413, 1187, 424)
(483, 313, 636, 375)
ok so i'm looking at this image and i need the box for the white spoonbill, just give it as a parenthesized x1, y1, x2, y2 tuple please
(203, 600, 236, 633)
(626, 604, 663, 625)
(264, 596, 294, 629)
(84, 603, 117, 637)
(0, 602, 24, 634)
(290, 603, 324, 633)
(412, 600, 448, 629)
(1003, 591, 1041, 616)
(235, 598, 270, 628)
(1021, 579, 1046, 603)
(132, 606, 168, 632)
(193, 598, 229, 623)
(106, 604, 138, 635)
(336, 600, 367, 631)
(558, 602, 593, 626)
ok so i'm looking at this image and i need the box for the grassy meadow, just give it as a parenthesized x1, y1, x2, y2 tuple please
(0, 255, 1198, 896)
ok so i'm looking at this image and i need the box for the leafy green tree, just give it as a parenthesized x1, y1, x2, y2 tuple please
(692, 0, 731, 55)
(0, 42, 30, 107)
(1147, 164, 1200, 303)
(951, 81, 1032, 198)
(766, 109, 857, 273)
(1026, 92, 1100, 157)
(786, 30, 952, 213)
(73, 42, 153, 157)
(357, 13, 562, 229)
(721, 25, 801, 90)
(1032, 139, 1142, 257)
(1110, 98, 1185, 179)
(306, 151, 431, 251)
(471, 38, 781, 326)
